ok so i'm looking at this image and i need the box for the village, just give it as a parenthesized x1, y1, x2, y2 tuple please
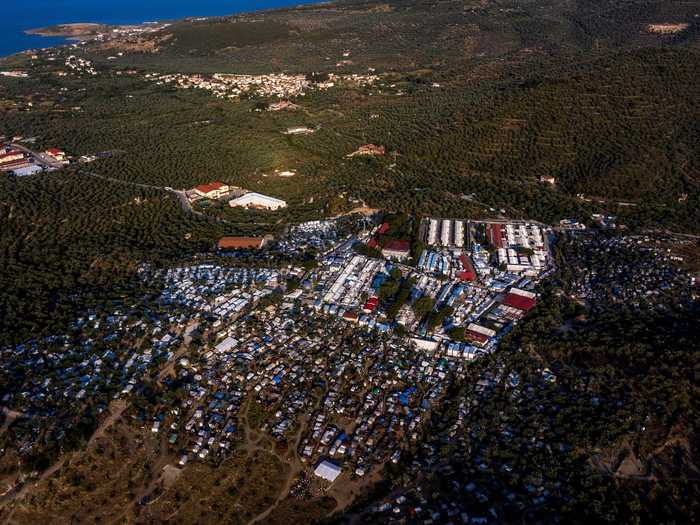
(148, 71, 379, 101)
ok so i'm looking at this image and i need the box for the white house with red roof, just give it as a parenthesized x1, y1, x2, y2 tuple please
(193, 181, 230, 199)
(44, 148, 67, 162)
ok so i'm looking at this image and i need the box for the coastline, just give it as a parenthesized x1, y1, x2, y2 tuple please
(25, 23, 110, 38)
(1, 0, 325, 58)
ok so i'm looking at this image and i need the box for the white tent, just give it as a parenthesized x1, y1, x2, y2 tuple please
(215, 336, 237, 353)
(314, 460, 342, 482)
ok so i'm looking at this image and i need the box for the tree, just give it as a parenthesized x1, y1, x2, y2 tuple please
(412, 296, 435, 322)
(448, 326, 466, 342)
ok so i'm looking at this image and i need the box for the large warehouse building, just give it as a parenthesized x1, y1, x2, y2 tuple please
(228, 192, 287, 210)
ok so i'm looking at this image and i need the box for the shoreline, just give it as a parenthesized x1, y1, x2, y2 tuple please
(25, 23, 113, 38)
(2, 0, 331, 59)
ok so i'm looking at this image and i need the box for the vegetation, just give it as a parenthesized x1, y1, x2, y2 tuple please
(0, 0, 697, 521)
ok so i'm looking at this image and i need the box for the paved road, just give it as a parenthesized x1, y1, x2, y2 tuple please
(12, 144, 275, 229)
(76, 170, 275, 227)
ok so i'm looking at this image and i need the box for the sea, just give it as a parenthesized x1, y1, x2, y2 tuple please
(1, 0, 309, 57)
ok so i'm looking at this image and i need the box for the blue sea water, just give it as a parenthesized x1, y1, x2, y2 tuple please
(1, 0, 308, 57)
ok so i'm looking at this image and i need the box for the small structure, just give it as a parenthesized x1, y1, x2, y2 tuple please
(314, 460, 342, 482)
(540, 175, 556, 185)
(284, 126, 314, 135)
(347, 144, 385, 157)
(229, 192, 287, 211)
(269, 100, 299, 111)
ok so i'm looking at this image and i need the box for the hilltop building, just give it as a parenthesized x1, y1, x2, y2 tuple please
(347, 144, 385, 157)
(193, 182, 230, 199)
(45, 148, 67, 162)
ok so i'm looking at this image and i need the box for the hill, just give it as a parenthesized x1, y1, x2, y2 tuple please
(0, 2, 698, 522)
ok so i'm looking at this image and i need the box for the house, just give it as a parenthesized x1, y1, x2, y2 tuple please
(342, 311, 359, 323)
(269, 100, 299, 111)
(45, 148, 67, 162)
(314, 460, 342, 482)
(411, 337, 439, 351)
(540, 175, 556, 185)
(193, 181, 230, 199)
(347, 144, 385, 157)
(362, 296, 379, 313)
(217, 236, 267, 250)
(228, 192, 287, 211)
(382, 240, 411, 261)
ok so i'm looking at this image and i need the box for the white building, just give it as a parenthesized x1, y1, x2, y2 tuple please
(215, 336, 237, 354)
(441, 219, 452, 246)
(314, 460, 342, 482)
(229, 192, 287, 211)
(454, 220, 465, 247)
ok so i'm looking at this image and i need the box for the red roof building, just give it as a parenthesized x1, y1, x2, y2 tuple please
(217, 236, 266, 250)
(377, 222, 391, 235)
(458, 254, 476, 281)
(0, 150, 24, 165)
(342, 311, 359, 322)
(45, 147, 65, 156)
(362, 297, 379, 313)
(382, 240, 411, 260)
(465, 330, 489, 345)
(501, 288, 537, 312)
(486, 223, 504, 248)
(193, 181, 230, 199)
(464, 323, 496, 347)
